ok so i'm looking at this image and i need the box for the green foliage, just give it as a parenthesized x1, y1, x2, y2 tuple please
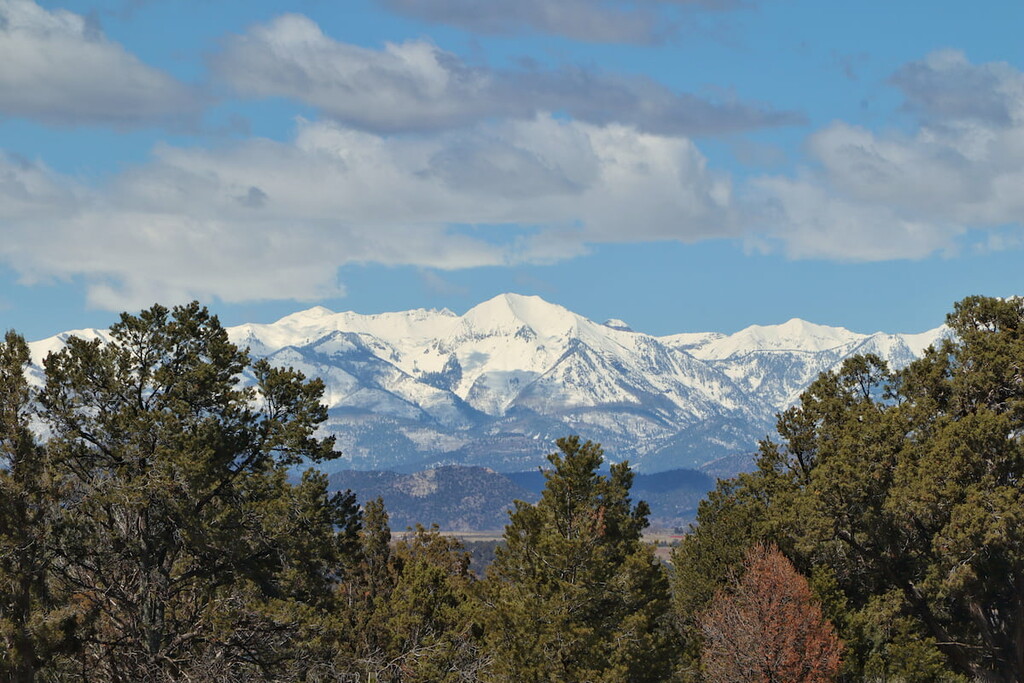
(8, 294, 1024, 682)
(481, 436, 678, 682)
(332, 496, 396, 671)
(676, 296, 1024, 681)
(846, 591, 966, 683)
(0, 331, 79, 682)
(331, 501, 485, 682)
(669, 476, 770, 680)
(30, 302, 355, 680)
(380, 525, 484, 681)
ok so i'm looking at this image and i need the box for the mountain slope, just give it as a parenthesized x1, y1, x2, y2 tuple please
(27, 294, 947, 472)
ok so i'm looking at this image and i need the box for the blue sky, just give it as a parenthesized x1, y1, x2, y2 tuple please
(1, 0, 1022, 340)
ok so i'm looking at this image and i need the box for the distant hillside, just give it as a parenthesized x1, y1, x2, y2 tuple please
(328, 465, 717, 531)
(633, 469, 716, 527)
(327, 466, 536, 531)
(698, 451, 758, 480)
(506, 467, 714, 527)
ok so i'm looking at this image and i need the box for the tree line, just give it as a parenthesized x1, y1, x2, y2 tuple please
(0, 296, 1021, 681)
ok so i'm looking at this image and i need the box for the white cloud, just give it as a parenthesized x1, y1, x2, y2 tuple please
(0, 116, 734, 310)
(748, 174, 961, 261)
(750, 52, 1024, 261)
(211, 14, 799, 135)
(0, 0, 202, 126)
(5, 39, 1022, 307)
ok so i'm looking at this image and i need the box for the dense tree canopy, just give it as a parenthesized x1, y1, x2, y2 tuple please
(331, 499, 484, 682)
(676, 295, 1024, 682)
(0, 303, 362, 681)
(0, 331, 77, 682)
(5, 295, 1024, 681)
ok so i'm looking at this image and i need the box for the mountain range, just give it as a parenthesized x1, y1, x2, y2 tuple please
(27, 293, 947, 473)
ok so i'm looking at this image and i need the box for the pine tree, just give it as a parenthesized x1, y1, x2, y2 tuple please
(676, 296, 1024, 681)
(35, 302, 354, 680)
(481, 436, 677, 682)
(331, 500, 485, 682)
(0, 331, 78, 682)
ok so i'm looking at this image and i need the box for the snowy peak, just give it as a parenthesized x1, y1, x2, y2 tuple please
(283, 305, 336, 320)
(660, 331, 724, 351)
(28, 328, 110, 366)
(459, 293, 578, 338)
(26, 294, 955, 472)
(687, 318, 865, 359)
(771, 317, 862, 348)
(900, 326, 949, 356)
(228, 304, 460, 356)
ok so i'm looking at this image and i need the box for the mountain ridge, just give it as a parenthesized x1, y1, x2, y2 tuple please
(26, 293, 948, 473)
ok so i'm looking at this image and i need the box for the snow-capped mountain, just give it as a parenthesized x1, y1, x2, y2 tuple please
(27, 294, 947, 473)
(663, 318, 944, 411)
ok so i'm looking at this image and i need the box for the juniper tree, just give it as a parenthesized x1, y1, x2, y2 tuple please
(331, 501, 485, 682)
(333, 496, 395, 674)
(675, 296, 1024, 681)
(377, 525, 484, 682)
(481, 436, 677, 682)
(36, 302, 356, 681)
(0, 331, 78, 682)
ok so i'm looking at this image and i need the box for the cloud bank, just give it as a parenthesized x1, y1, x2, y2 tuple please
(211, 14, 798, 136)
(754, 51, 1024, 261)
(1, 3, 1021, 314)
(0, 116, 734, 309)
(0, 0, 203, 127)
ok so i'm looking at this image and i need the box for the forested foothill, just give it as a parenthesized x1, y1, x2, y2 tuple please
(0, 296, 1022, 681)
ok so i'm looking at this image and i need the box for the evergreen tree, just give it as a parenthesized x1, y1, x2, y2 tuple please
(481, 436, 677, 682)
(379, 525, 484, 681)
(676, 296, 1024, 681)
(359, 496, 394, 609)
(35, 302, 355, 680)
(670, 476, 772, 681)
(331, 501, 484, 682)
(0, 331, 78, 682)
(333, 496, 396, 674)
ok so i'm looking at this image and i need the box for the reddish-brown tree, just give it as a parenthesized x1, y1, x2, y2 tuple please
(699, 543, 843, 683)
